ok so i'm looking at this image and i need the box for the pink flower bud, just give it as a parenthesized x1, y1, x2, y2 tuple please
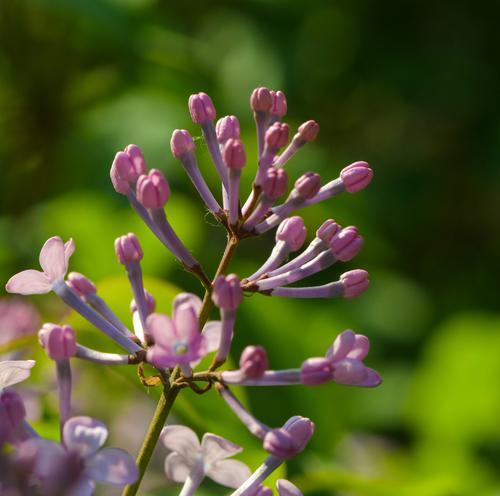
(110, 162, 130, 194)
(295, 172, 321, 199)
(239, 345, 269, 379)
(170, 129, 195, 158)
(340, 161, 373, 193)
(270, 90, 287, 118)
(340, 269, 369, 298)
(250, 86, 273, 112)
(67, 272, 96, 297)
(276, 479, 303, 496)
(188, 92, 216, 124)
(298, 120, 320, 142)
(283, 416, 315, 453)
(39, 323, 76, 360)
(276, 216, 307, 251)
(124, 144, 147, 176)
(130, 289, 156, 314)
(223, 139, 246, 170)
(0, 390, 26, 431)
(112, 151, 136, 182)
(300, 357, 334, 385)
(115, 233, 143, 264)
(330, 226, 364, 262)
(316, 219, 341, 243)
(136, 169, 170, 209)
(263, 416, 314, 459)
(216, 115, 240, 143)
(265, 122, 289, 149)
(261, 168, 288, 199)
(212, 274, 243, 311)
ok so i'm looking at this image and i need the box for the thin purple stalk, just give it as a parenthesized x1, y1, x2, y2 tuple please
(87, 293, 133, 337)
(75, 344, 131, 365)
(56, 359, 71, 438)
(254, 192, 303, 234)
(222, 369, 301, 386)
(302, 178, 345, 206)
(179, 462, 205, 496)
(271, 281, 345, 298)
(246, 241, 290, 281)
(124, 261, 148, 333)
(201, 121, 229, 191)
(215, 309, 236, 363)
(228, 170, 241, 226)
(242, 195, 274, 231)
(254, 111, 270, 160)
(231, 456, 283, 496)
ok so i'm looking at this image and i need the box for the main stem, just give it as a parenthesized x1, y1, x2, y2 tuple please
(122, 235, 239, 496)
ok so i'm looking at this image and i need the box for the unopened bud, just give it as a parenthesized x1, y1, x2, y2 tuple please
(250, 87, 273, 112)
(67, 272, 96, 298)
(276, 216, 307, 251)
(340, 161, 373, 193)
(270, 90, 287, 118)
(216, 115, 240, 143)
(265, 122, 289, 150)
(188, 92, 216, 124)
(316, 219, 341, 243)
(300, 357, 334, 385)
(223, 139, 246, 170)
(294, 172, 321, 199)
(212, 274, 243, 311)
(136, 169, 170, 209)
(330, 227, 363, 262)
(39, 323, 76, 360)
(115, 233, 143, 264)
(261, 168, 288, 199)
(340, 269, 369, 298)
(170, 129, 195, 158)
(239, 346, 269, 379)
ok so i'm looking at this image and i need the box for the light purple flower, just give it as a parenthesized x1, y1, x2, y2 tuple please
(5, 236, 75, 295)
(162, 424, 251, 488)
(0, 360, 35, 391)
(0, 298, 40, 345)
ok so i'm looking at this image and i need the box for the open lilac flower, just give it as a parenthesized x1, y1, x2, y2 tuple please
(5, 236, 74, 295)
(30, 416, 137, 494)
(162, 424, 251, 489)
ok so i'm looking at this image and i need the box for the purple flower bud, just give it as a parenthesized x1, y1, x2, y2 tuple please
(124, 144, 147, 177)
(115, 233, 143, 264)
(130, 289, 156, 314)
(0, 390, 26, 431)
(170, 129, 195, 158)
(110, 162, 130, 194)
(263, 416, 314, 459)
(188, 92, 216, 124)
(261, 168, 288, 200)
(295, 172, 321, 199)
(270, 90, 287, 118)
(340, 161, 373, 193)
(265, 122, 289, 150)
(216, 115, 240, 143)
(136, 169, 170, 209)
(223, 139, 246, 170)
(39, 323, 76, 360)
(277, 479, 303, 496)
(283, 416, 315, 452)
(316, 219, 341, 243)
(250, 86, 273, 112)
(300, 357, 334, 385)
(298, 120, 320, 142)
(276, 216, 307, 251)
(330, 226, 364, 262)
(112, 151, 136, 182)
(67, 272, 96, 298)
(239, 345, 269, 379)
(340, 269, 369, 298)
(332, 358, 369, 385)
(212, 274, 243, 311)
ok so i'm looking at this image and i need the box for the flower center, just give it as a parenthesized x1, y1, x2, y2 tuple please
(174, 341, 189, 355)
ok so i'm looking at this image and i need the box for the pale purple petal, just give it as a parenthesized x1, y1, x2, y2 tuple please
(28, 438, 66, 478)
(164, 452, 193, 483)
(201, 433, 242, 464)
(0, 360, 36, 389)
(347, 334, 370, 360)
(206, 459, 251, 488)
(355, 367, 382, 388)
(86, 448, 138, 485)
(276, 479, 303, 496)
(63, 416, 108, 458)
(333, 358, 367, 385)
(172, 293, 203, 317)
(146, 313, 176, 349)
(326, 330, 355, 362)
(39, 236, 67, 281)
(161, 425, 200, 460)
(5, 270, 52, 295)
(67, 477, 96, 496)
(64, 239, 76, 265)
(201, 321, 222, 352)
(173, 303, 199, 340)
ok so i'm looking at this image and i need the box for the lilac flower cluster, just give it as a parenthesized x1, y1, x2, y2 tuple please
(2, 86, 379, 495)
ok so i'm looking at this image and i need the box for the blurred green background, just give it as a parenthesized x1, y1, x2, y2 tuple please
(1, 0, 499, 495)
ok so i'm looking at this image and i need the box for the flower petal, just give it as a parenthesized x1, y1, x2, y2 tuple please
(27, 438, 66, 478)
(173, 303, 199, 340)
(355, 367, 382, 388)
(64, 239, 76, 265)
(146, 313, 176, 348)
(347, 334, 370, 360)
(172, 292, 203, 317)
(276, 479, 303, 496)
(326, 329, 355, 362)
(202, 321, 222, 352)
(5, 270, 52, 295)
(201, 433, 242, 464)
(63, 416, 108, 458)
(164, 452, 193, 483)
(161, 424, 200, 459)
(206, 459, 251, 488)
(86, 448, 138, 485)
(67, 477, 96, 496)
(0, 360, 36, 389)
(39, 236, 67, 281)
(333, 358, 367, 385)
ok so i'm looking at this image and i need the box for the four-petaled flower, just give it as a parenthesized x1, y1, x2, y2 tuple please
(5, 236, 74, 295)
(162, 424, 251, 488)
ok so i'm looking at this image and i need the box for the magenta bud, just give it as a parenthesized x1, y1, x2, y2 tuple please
(0, 390, 26, 431)
(295, 172, 321, 199)
(300, 357, 334, 385)
(298, 120, 320, 142)
(130, 289, 156, 314)
(270, 90, 287, 118)
(216, 115, 240, 143)
(330, 227, 364, 261)
(340, 161, 373, 193)
(250, 87, 273, 112)
(239, 345, 269, 379)
(316, 219, 341, 243)
(276, 479, 303, 496)
(39, 323, 76, 360)
(136, 169, 170, 209)
(67, 272, 96, 297)
(265, 122, 289, 150)
(170, 129, 195, 158)
(276, 216, 307, 251)
(112, 151, 136, 182)
(223, 139, 246, 170)
(261, 168, 288, 199)
(115, 233, 143, 264)
(263, 416, 314, 459)
(110, 162, 130, 194)
(212, 274, 243, 311)
(340, 270, 369, 298)
(124, 144, 147, 176)
(188, 92, 216, 124)
(283, 416, 315, 453)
